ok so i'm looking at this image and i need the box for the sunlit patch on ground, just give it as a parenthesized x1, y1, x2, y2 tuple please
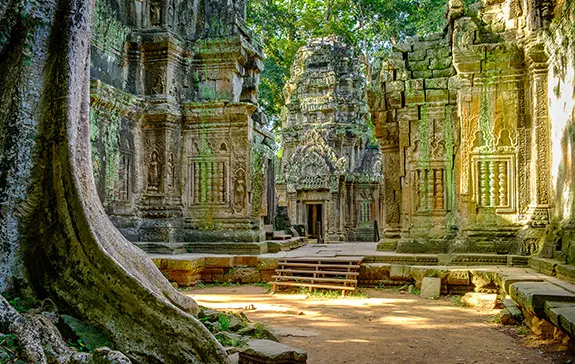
(185, 285, 575, 364)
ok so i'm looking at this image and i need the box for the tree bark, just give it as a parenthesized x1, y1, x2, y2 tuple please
(0, 0, 229, 362)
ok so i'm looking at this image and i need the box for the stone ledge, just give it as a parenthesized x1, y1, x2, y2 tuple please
(510, 281, 575, 316)
(529, 257, 559, 276)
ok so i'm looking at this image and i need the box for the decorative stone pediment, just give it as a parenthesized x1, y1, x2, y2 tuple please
(285, 129, 346, 190)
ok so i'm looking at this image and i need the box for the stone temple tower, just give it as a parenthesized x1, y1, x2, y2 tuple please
(277, 37, 382, 242)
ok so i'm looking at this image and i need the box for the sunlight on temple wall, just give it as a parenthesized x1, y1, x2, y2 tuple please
(549, 63, 575, 221)
(548, 0, 575, 227)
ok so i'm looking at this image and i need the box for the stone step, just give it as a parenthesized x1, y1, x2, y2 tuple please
(239, 339, 307, 364)
(510, 281, 575, 316)
(544, 301, 575, 337)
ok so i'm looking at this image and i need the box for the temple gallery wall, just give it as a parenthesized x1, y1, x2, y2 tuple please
(88, 0, 575, 260)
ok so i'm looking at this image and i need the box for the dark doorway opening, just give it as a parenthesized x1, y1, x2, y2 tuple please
(307, 204, 323, 239)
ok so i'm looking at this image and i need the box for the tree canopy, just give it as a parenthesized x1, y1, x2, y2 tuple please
(247, 0, 450, 128)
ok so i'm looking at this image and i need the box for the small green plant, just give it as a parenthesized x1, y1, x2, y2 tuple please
(450, 295, 467, 307)
(487, 314, 502, 325)
(218, 314, 230, 331)
(251, 282, 273, 293)
(516, 325, 530, 336)
(67, 338, 92, 353)
(2, 295, 37, 313)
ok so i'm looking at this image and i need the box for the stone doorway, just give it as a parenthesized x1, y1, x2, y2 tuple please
(306, 203, 324, 239)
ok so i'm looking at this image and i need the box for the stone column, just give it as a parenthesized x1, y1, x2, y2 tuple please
(523, 39, 551, 254)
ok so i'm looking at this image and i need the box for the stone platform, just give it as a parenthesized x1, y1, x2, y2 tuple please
(150, 242, 575, 340)
(135, 237, 306, 256)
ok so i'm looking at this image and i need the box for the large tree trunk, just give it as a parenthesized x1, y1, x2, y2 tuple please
(0, 0, 229, 362)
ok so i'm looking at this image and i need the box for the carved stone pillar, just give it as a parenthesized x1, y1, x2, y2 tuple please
(522, 39, 551, 254)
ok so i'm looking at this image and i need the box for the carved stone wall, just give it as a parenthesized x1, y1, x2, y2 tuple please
(90, 0, 274, 243)
(371, 0, 560, 253)
(278, 37, 382, 242)
(369, 33, 458, 252)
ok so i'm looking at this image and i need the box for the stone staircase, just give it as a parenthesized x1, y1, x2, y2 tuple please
(271, 256, 363, 294)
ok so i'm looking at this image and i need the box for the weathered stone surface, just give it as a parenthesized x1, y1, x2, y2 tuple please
(421, 277, 441, 299)
(500, 307, 522, 325)
(462, 293, 498, 309)
(239, 339, 307, 364)
(530, 258, 558, 276)
(510, 282, 575, 316)
(390, 265, 411, 280)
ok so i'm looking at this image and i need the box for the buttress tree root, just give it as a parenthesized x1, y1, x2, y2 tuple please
(0, 0, 230, 362)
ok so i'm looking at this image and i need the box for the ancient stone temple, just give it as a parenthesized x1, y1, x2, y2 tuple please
(370, 0, 558, 253)
(277, 38, 382, 242)
(89, 0, 276, 246)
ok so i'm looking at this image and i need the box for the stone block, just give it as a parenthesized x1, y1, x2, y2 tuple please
(225, 267, 261, 283)
(556, 264, 575, 284)
(429, 56, 452, 70)
(234, 256, 259, 267)
(424, 77, 448, 89)
(390, 265, 411, 280)
(544, 301, 575, 336)
(447, 269, 470, 285)
(165, 258, 205, 271)
(421, 277, 441, 299)
(168, 270, 202, 286)
(412, 70, 433, 79)
(462, 292, 498, 309)
(427, 47, 450, 59)
(433, 68, 456, 78)
(385, 80, 405, 93)
(529, 257, 558, 276)
(406, 79, 424, 90)
(510, 282, 575, 316)
(409, 60, 430, 71)
(257, 257, 278, 270)
(425, 89, 449, 103)
(205, 256, 234, 268)
(359, 263, 391, 283)
(408, 50, 427, 61)
(405, 80, 425, 105)
(410, 266, 448, 287)
(239, 339, 307, 364)
(498, 273, 544, 294)
(386, 91, 403, 109)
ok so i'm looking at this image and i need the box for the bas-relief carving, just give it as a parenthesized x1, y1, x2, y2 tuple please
(90, 1, 270, 243)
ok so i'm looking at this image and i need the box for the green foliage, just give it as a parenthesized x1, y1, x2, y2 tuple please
(247, 0, 450, 126)
(218, 314, 230, 331)
(67, 338, 92, 353)
(1, 294, 37, 313)
(450, 295, 467, 307)
(0, 333, 20, 363)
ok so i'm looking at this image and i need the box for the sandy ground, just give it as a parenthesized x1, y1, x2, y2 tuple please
(185, 286, 575, 364)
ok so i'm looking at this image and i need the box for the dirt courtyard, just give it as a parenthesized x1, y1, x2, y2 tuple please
(186, 286, 575, 364)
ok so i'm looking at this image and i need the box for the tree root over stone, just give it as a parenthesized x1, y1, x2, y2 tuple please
(0, 295, 129, 363)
